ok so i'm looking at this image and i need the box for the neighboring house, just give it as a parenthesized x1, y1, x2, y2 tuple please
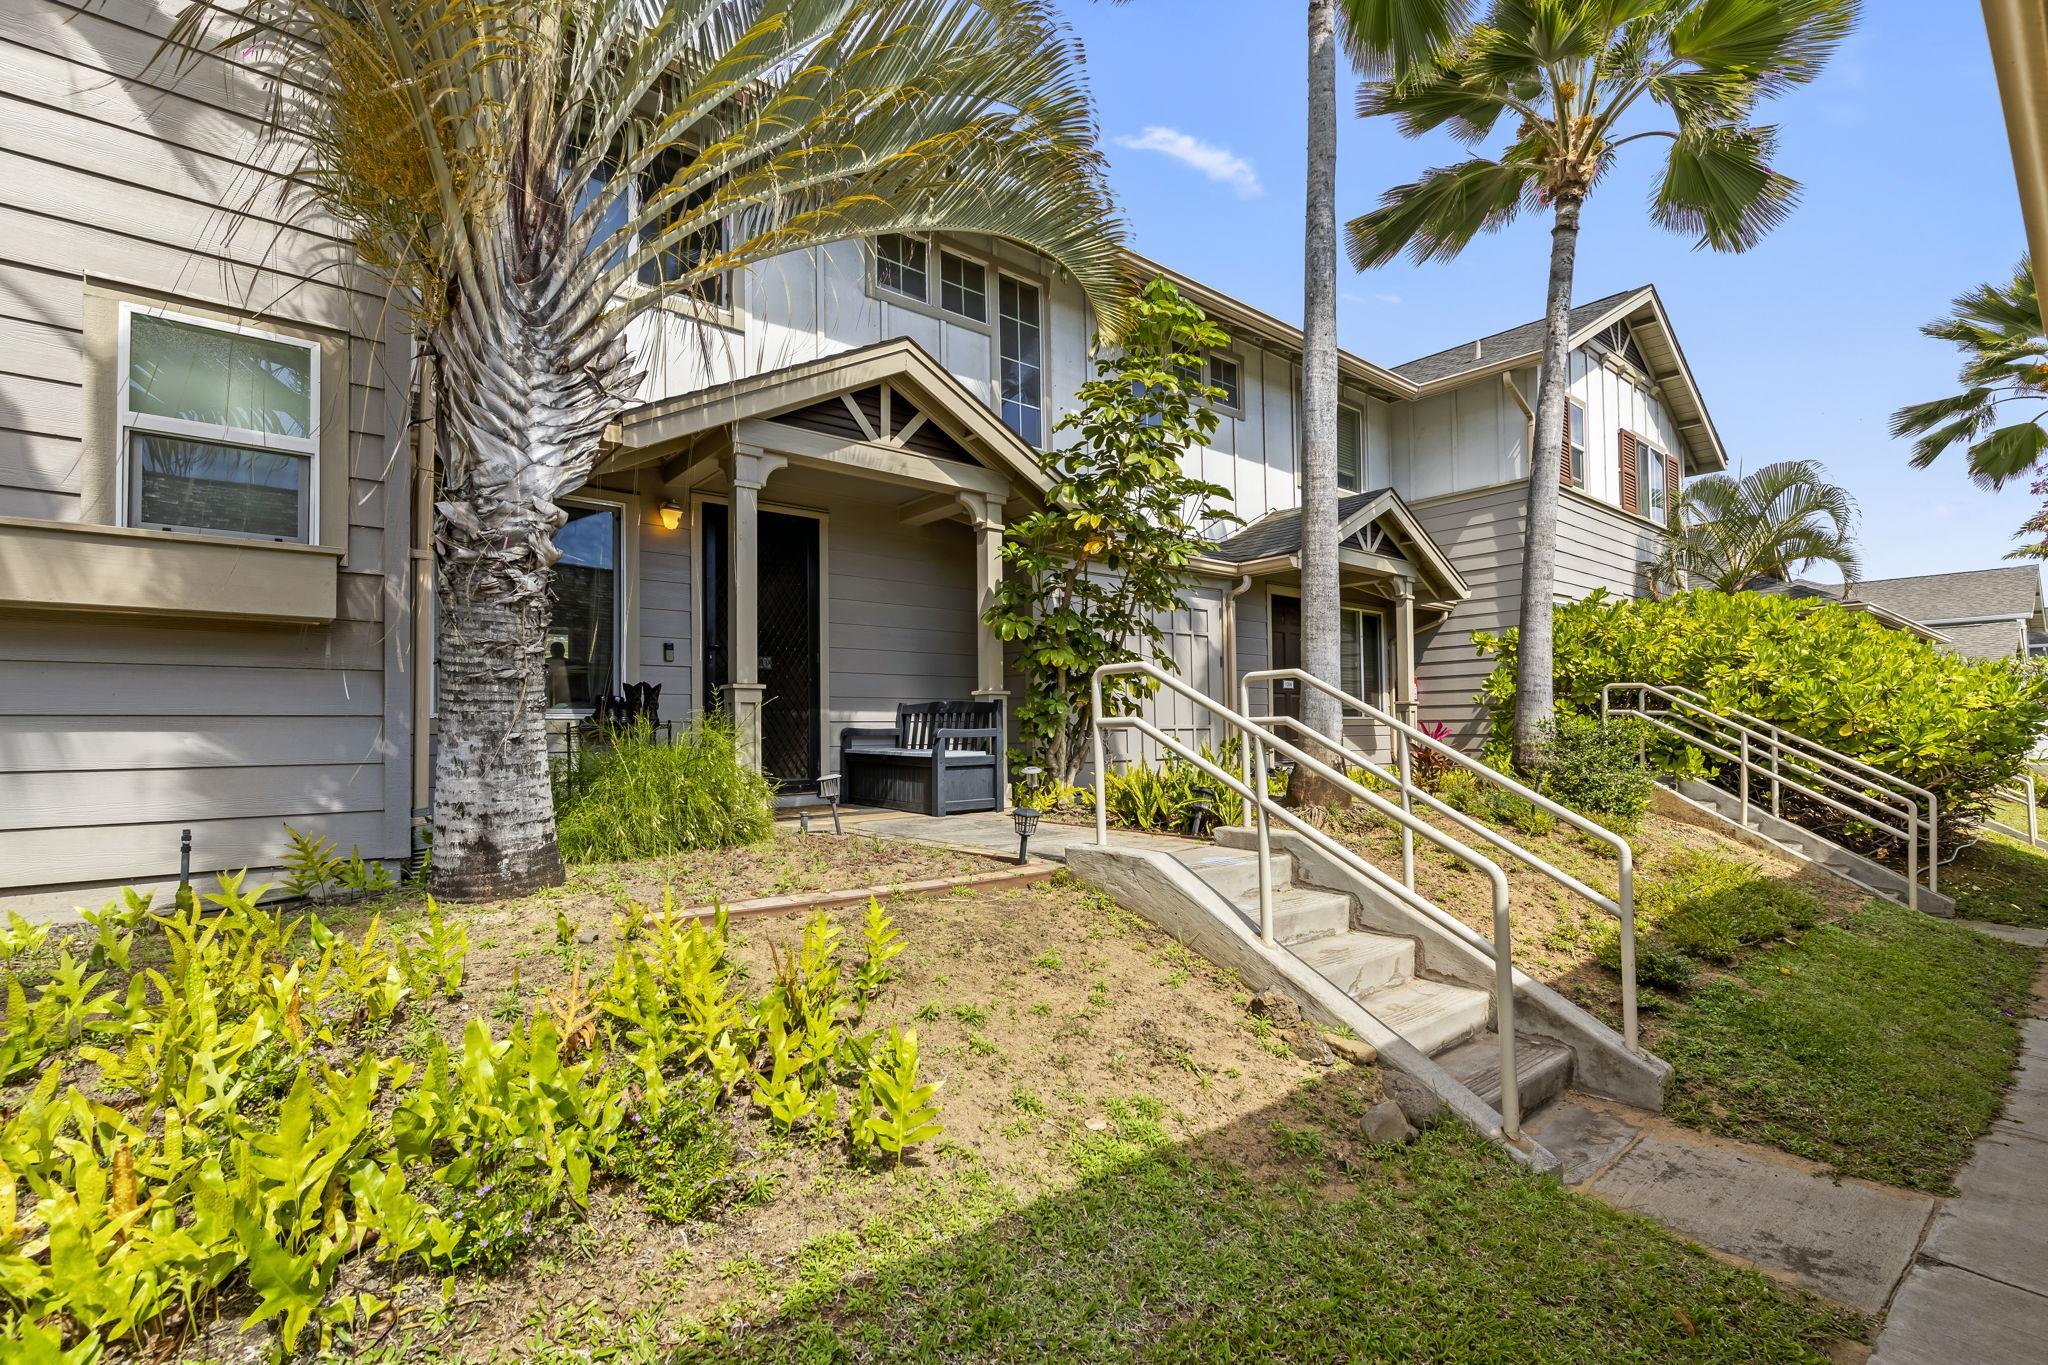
(1754, 579, 1955, 647)
(0, 0, 1723, 915)
(1848, 568, 2048, 660)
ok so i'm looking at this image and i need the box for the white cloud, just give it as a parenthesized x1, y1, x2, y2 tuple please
(1113, 126, 1263, 199)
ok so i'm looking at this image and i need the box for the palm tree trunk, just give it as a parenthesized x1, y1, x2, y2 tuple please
(1298, 0, 1345, 782)
(1512, 194, 1583, 772)
(429, 276, 635, 899)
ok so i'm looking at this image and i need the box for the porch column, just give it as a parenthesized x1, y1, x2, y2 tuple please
(965, 492, 1011, 801)
(1394, 577, 1419, 728)
(726, 445, 788, 770)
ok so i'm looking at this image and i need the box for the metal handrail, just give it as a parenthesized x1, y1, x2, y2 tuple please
(1602, 683, 1936, 911)
(1984, 764, 2048, 851)
(1089, 662, 1529, 1139)
(1239, 668, 1640, 1053)
(1654, 684, 1941, 882)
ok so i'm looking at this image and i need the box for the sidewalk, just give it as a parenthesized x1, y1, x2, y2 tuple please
(1871, 1015, 2048, 1362)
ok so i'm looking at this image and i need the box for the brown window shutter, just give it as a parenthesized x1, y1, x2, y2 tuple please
(1665, 452, 1682, 524)
(1559, 403, 1573, 487)
(1618, 430, 1639, 514)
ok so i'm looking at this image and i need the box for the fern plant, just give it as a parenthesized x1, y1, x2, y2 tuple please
(850, 1026, 942, 1163)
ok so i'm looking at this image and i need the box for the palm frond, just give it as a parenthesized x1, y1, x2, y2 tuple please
(1346, 156, 1538, 268)
(1893, 259, 2048, 483)
(1655, 458, 1862, 592)
(1651, 121, 1798, 251)
(1340, 0, 1477, 76)
(1966, 422, 2048, 490)
(1668, 0, 1860, 97)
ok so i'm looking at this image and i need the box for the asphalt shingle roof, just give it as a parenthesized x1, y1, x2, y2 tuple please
(1848, 567, 2043, 624)
(1208, 491, 1388, 563)
(1390, 288, 1648, 385)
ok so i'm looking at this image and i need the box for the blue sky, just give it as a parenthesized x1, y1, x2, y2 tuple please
(1068, 0, 2029, 583)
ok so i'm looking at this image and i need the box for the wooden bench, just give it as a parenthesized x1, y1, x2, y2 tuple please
(840, 701, 1005, 816)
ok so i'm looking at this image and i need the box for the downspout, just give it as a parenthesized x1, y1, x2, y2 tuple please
(1222, 573, 1254, 710)
(409, 349, 437, 867)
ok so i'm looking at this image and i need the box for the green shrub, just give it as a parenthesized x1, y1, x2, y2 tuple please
(1528, 712, 1655, 830)
(1427, 766, 1558, 838)
(1100, 741, 1277, 832)
(555, 717, 774, 862)
(609, 1085, 750, 1224)
(1592, 921, 1698, 991)
(1475, 589, 2048, 840)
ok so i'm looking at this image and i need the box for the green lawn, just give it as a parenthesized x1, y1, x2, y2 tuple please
(1658, 899, 2037, 1192)
(632, 1110, 1856, 1364)
(1945, 818, 2048, 928)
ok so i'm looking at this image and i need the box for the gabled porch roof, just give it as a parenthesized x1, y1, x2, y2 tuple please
(1200, 489, 1471, 608)
(602, 338, 1052, 505)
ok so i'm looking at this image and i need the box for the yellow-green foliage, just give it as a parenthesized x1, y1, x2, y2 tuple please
(1476, 589, 2048, 833)
(555, 718, 774, 863)
(1101, 740, 1282, 832)
(1, 877, 931, 1355)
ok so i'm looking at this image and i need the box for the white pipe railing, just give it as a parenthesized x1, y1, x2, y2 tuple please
(1089, 662, 1529, 1139)
(1239, 668, 1640, 1054)
(1602, 683, 1937, 912)
(1651, 683, 1940, 892)
(1984, 765, 2048, 851)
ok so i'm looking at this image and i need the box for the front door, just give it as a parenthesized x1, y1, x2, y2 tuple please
(701, 503, 822, 790)
(1270, 594, 1302, 720)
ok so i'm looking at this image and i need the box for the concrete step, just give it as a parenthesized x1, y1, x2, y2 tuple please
(1354, 975, 1491, 1055)
(1259, 886, 1353, 944)
(1434, 1032, 1575, 1116)
(1292, 930, 1415, 997)
(1171, 847, 1294, 901)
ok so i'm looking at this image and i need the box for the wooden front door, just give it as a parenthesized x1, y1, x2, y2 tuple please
(701, 503, 822, 790)
(1270, 594, 1302, 720)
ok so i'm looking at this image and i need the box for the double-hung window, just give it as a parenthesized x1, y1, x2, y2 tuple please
(998, 276, 1044, 446)
(1638, 437, 1671, 519)
(119, 306, 318, 543)
(1208, 355, 1242, 409)
(1337, 405, 1363, 491)
(1566, 399, 1587, 488)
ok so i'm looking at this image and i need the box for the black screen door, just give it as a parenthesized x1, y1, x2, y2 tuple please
(1270, 594, 1303, 720)
(701, 503, 822, 789)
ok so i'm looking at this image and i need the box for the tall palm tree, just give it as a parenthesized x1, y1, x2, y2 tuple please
(1892, 260, 2047, 488)
(166, 0, 1125, 898)
(1348, 0, 1856, 771)
(1647, 458, 1860, 595)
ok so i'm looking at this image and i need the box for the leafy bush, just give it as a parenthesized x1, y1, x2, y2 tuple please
(1533, 712, 1655, 831)
(1592, 922, 1698, 992)
(1428, 767, 1558, 838)
(607, 1084, 750, 1224)
(1475, 589, 2048, 841)
(555, 717, 774, 863)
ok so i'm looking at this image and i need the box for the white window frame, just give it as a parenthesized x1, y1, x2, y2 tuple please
(1567, 398, 1587, 489)
(938, 248, 989, 322)
(997, 270, 1046, 447)
(874, 233, 930, 304)
(115, 302, 320, 544)
(1637, 434, 1671, 520)
(1207, 352, 1243, 414)
(1341, 605, 1390, 709)
(544, 491, 637, 719)
(1336, 403, 1364, 492)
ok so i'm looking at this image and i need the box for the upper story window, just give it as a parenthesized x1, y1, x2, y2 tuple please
(876, 234, 929, 302)
(939, 250, 987, 321)
(998, 276, 1044, 446)
(1208, 354, 1242, 410)
(636, 153, 734, 308)
(119, 306, 318, 543)
(1565, 399, 1587, 488)
(1637, 435, 1672, 519)
(1337, 405, 1363, 491)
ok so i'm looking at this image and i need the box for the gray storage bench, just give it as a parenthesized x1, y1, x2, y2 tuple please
(840, 701, 1005, 816)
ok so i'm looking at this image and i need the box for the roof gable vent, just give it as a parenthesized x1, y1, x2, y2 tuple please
(1596, 321, 1649, 373)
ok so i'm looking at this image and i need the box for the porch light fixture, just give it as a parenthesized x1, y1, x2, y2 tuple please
(1013, 766, 1045, 865)
(657, 500, 683, 532)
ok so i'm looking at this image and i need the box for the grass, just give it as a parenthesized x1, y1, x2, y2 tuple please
(1657, 898, 2037, 1192)
(1944, 806, 2048, 927)
(554, 717, 775, 862)
(652, 1110, 1856, 1363)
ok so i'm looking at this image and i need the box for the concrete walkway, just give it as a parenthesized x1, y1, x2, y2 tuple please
(1528, 1096, 1936, 1313)
(1870, 1015, 2048, 1362)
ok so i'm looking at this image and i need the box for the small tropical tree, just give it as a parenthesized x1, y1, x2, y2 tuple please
(166, 0, 1125, 897)
(985, 279, 1239, 786)
(1892, 260, 2046, 489)
(1348, 0, 1857, 770)
(1647, 458, 1860, 594)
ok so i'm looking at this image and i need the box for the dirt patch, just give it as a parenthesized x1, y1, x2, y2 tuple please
(353, 873, 1376, 1359)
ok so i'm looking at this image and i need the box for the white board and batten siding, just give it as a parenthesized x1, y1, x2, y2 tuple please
(1404, 353, 1678, 749)
(0, 0, 417, 916)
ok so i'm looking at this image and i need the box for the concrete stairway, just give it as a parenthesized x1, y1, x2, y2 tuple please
(1661, 778, 1957, 917)
(1173, 846, 1576, 1120)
